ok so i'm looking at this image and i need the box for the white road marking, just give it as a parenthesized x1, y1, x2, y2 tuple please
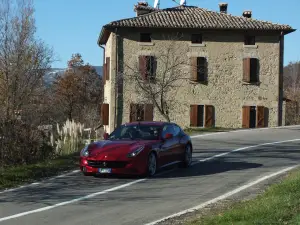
(190, 124, 300, 139)
(144, 165, 299, 225)
(0, 170, 80, 194)
(1, 138, 300, 222)
(191, 138, 300, 165)
(0, 179, 146, 222)
(1, 124, 299, 194)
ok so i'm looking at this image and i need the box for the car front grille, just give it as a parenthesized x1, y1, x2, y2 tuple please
(87, 160, 128, 168)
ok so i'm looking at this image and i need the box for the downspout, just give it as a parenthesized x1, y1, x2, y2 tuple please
(99, 44, 105, 131)
(278, 31, 284, 126)
(114, 28, 119, 129)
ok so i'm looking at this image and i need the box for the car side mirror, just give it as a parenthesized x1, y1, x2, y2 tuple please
(164, 133, 173, 140)
(103, 133, 109, 140)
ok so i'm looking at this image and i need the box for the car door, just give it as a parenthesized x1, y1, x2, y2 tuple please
(158, 124, 178, 166)
(170, 124, 184, 161)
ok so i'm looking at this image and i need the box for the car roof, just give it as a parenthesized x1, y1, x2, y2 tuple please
(124, 121, 172, 126)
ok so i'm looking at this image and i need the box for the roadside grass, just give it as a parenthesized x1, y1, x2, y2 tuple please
(0, 152, 80, 190)
(184, 127, 237, 135)
(186, 168, 300, 225)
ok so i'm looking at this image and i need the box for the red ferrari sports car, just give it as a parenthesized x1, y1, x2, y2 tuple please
(79, 121, 193, 177)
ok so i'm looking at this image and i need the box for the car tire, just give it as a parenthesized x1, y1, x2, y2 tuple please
(181, 144, 192, 168)
(83, 172, 92, 176)
(146, 152, 157, 177)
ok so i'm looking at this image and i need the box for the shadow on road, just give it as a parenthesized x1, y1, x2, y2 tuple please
(152, 159, 263, 179)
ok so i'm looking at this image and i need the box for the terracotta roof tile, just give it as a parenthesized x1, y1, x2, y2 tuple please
(103, 5, 294, 32)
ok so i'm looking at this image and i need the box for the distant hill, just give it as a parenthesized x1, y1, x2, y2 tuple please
(44, 66, 103, 85)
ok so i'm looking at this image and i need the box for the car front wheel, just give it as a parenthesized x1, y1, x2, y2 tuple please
(147, 152, 157, 177)
(182, 144, 192, 168)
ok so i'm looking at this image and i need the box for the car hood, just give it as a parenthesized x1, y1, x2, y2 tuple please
(87, 140, 158, 159)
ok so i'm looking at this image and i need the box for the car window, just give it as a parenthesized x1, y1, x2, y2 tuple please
(161, 125, 174, 138)
(108, 124, 162, 140)
(172, 124, 181, 137)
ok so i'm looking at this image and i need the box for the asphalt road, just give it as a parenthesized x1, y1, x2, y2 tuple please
(1, 126, 300, 225)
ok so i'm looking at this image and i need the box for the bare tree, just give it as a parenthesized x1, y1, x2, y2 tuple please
(283, 60, 300, 125)
(0, 0, 55, 122)
(122, 35, 192, 122)
(0, 0, 56, 167)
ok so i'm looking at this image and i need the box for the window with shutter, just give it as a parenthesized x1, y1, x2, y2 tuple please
(190, 57, 198, 81)
(130, 104, 145, 122)
(242, 106, 250, 128)
(102, 63, 107, 85)
(243, 58, 259, 83)
(139, 56, 147, 80)
(243, 58, 251, 82)
(256, 106, 265, 128)
(250, 58, 259, 82)
(106, 57, 110, 80)
(146, 56, 156, 82)
(204, 105, 214, 127)
(190, 105, 205, 127)
(190, 57, 207, 82)
(198, 57, 207, 82)
(101, 103, 109, 125)
(144, 104, 154, 121)
(190, 105, 198, 127)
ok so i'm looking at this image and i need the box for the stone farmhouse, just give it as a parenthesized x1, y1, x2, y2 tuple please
(97, 2, 295, 133)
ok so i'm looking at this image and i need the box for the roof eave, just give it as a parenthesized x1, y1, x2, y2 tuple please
(283, 28, 296, 35)
(97, 27, 111, 46)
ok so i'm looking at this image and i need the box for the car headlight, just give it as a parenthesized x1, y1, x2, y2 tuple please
(127, 146, 145, 158)
(80, 145, 89, 157)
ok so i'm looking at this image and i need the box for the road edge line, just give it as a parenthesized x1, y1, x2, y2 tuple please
(144, 165, 299, 225)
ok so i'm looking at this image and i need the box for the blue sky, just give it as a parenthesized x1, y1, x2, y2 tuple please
(34, 0, 299, 68)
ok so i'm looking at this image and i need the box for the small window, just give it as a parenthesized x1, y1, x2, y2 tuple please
(244, 35, 255, 45)
(191, 34, 202, 44)
(140, 33, 151, 42)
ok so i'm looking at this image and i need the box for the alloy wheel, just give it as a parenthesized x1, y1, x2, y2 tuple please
(148, 153, 157, 176)
(185, 145, 192, 166)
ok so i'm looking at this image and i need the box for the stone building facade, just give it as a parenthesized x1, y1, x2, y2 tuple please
(97, 2, 295, 133)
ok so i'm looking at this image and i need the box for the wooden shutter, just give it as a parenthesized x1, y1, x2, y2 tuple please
(242, 106, 250, 128)
(190, 57, 198, 81)
(106, 57, 110, 80)
(256, 106, 265, 128)
(190, 105, 198, 127)
(250, 58, 258, 82)
(139, 56, 147, 80)
(130, 104, 137, 122)
(144, 104, 154, 121)
(101, 103, 109, 125)
(198, 57, 206, 82)
(243, 58, 251, 82)
(102, 63, 106, 85)
(205, 105, 214, 128)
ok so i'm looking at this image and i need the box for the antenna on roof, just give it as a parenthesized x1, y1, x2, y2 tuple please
(172, 0, 186, 5)
(154, 0, 160, 8)
(180, 0, 186, 5)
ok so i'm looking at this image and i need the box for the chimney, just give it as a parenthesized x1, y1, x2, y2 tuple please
(243, 10, 252, 18)
(134, 1, 151, 16)
(218, 3, 228, 14)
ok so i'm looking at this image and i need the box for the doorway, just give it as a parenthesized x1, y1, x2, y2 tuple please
(249, 106, 256, 128)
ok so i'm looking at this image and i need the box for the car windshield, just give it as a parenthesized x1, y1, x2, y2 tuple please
(108, 124, 162, 141)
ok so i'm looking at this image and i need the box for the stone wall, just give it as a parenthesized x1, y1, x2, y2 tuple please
(110, 29, 283, 129)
